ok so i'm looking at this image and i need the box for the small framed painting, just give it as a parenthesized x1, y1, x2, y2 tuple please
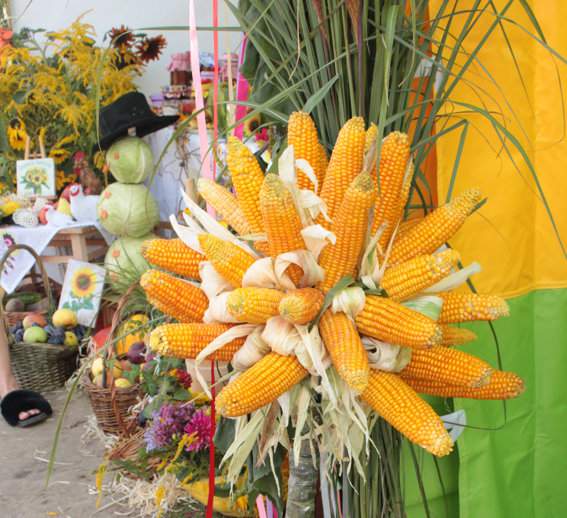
(16, 158, 56, 197)
(58, 260, 106, 327)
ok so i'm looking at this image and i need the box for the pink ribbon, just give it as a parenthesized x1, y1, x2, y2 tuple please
(256, 496, 268, 518)
(234, 37, 250, 139)
(189, 0, 212, 182)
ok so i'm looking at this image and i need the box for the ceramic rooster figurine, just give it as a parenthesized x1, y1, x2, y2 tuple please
(73, 151, 103, 195)
(69, 184, 99, 223)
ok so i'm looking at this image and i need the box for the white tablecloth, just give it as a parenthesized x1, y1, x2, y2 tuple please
(0, 222, 94, 294)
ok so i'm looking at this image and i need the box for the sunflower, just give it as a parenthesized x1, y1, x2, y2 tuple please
(136, 35, 166, 63)
(49, 148, 71, 164)
(25, 167, 48, 186)
(71, 267, 97, 298)
(243, 114, 261, 136)
(7, 119, 27, 151)
(93, 150, 106, 171)
(108, 25, 134, 51)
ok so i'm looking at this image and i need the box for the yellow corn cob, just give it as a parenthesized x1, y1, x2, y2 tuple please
(406, 370, 524, 400)
(318, 171, 376, 292)
(400, 346, 493, 388)
(398, 216, 422, 235)
(217, 352, 308, 417)
(140, 270, 208, 323)
(142, 239, 203, 280)
(380, 249, 461, 301)
(259, 174, 306, 285)
(316, 144, 329, 184)
(198, 234, 256, 288)
(317, 117, 366, 227)
(361, 370, 453, 457)
(364, 123, 378, 153)
(355, 295, 442, 348)
(197, 178, 251, 236)
(148, 323, 244, 360)
(226, 136, 265, 238)
(440, 325, 478, 346)
(370, 132, 411, 250)
(389, 188, 482, 264)
(227, 287, 285, 324)
(319, 310, 369, 392)
(279, 288, 324, 325)
(287, 111, 328, 191)
(438, 293, 509, 323)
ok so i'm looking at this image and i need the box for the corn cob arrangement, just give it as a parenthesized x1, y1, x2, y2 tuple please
(141, 112, 523, 460)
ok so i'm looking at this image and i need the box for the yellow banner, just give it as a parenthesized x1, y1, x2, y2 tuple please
(432, 1, 567, 297)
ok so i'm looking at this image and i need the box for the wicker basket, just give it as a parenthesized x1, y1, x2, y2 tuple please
(2, 244, 78, 392)
(83, 377, 140, 435)
(84, 285, 141, 435)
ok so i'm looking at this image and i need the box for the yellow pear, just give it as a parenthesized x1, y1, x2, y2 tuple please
(114, 378, 133, 389)
(57, 197, 72, 216)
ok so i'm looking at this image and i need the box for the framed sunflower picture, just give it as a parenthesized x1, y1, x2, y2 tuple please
(16, 158, 56, 197)
(58, 260, 106, 327)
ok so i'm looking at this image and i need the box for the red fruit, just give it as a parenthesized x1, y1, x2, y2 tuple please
(92, 326, 111, 352)
(22, 313, 47, 329)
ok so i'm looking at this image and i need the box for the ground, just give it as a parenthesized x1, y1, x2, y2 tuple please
(0, 390, 121, 518)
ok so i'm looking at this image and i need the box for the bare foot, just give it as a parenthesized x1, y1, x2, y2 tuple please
(18, 409, 41, 421)
(0, 375, 42, 422)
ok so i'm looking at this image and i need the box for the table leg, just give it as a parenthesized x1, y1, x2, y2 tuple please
(70, 235, 89, 262)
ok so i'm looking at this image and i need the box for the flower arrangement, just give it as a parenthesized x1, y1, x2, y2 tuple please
(144, 402, 211, 456)
(103, 356, 234, 515)
(0, 20, 161, 193)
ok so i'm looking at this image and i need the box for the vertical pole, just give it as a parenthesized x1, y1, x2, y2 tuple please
(188, 0, 213, 210)
(206, 8, 220, 518)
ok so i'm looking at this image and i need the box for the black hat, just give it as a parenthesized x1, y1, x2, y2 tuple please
(96, 91, 178, 150)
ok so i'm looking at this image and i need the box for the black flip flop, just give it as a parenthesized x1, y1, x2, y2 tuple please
(1, 389, 53, 427)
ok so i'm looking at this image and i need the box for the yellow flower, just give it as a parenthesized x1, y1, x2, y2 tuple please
(24, 167, 48, 186)
(58, 104, 83, 131)
(243, 114, 261, 136)
(71, 267, 97, 298)
(93, 150, 106, 170)
(7, 119, 27, 150)
(49, 148, 70, 164)
(53, 134, 76, 149)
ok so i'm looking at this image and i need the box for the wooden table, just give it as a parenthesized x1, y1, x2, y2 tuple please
(39, 225, 107, 265)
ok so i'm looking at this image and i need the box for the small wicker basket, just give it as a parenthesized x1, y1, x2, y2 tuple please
(84, 285, 141, 436)
(2, 244, 78, 392)
(83, 377, 140, 435)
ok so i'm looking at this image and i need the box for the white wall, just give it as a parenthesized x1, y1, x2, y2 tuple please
(9, 0, 242, 94)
